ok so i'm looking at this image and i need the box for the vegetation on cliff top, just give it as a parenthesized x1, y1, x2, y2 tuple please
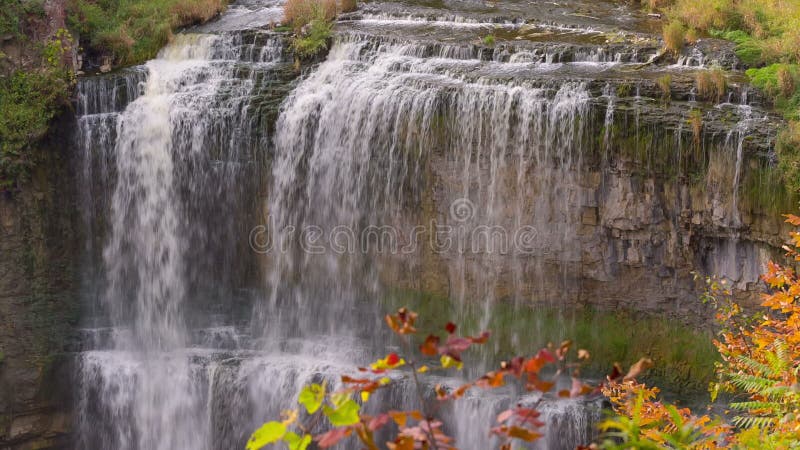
(648, 0, 800, 193)
(283, 0, 355, 60)
(0, 24, 75, 189)
(66, 0, 228, 66)
(0, 0, 229, 189)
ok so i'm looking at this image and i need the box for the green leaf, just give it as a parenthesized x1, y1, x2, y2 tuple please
(246, 421, 286, 450)
(284, 431, 312, 450)
(322, 395, 360, 426)
(298, 383, 325, 414)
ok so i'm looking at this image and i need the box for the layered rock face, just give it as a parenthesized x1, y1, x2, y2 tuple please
(279, 26, 789, 320)
(0, 116, 80, 450)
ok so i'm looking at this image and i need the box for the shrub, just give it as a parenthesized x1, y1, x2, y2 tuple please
(777, 66, 796, 98)
(171, 0, 225, 24)
(482, 34, 495, 46)
(0, 30, 74, 189)
(247, 307, 605, 450)
(290, 16, 333, 58)
(685, 27, 699, 44)
(339, 0, 357, 13)
(284, 0, 335, 30)
(646, 0, 672, 11)
(695, 68, 726, 102)
(688, 109, 703, 146)
(657, 74, 672, 101)
(662, 21, 685, 54)
(777, 120, 800, 193)
(601, 236, 800, 448)
(0, 67, 73, 188)
(747, 64, 800, 113)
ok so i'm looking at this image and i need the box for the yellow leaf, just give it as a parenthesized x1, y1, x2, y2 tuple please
(441, 355, 463, 370)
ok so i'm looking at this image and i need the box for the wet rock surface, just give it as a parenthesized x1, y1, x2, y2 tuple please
(0, 115, 80, 450)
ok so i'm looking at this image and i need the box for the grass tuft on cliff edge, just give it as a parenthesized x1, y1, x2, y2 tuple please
(67, 0, 229, 66)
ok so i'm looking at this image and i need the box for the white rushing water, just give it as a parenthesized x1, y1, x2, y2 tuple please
(76, 27, 295, 449)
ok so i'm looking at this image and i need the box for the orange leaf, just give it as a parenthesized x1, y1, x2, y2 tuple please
(389, 411, 407, 427)
(507, 426, 542, 442)
(419, 335, 440, 356)
(623, 357, 654, 381)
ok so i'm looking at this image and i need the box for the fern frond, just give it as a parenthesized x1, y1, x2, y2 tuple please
(732, 415, 776, 429)
(765, 346, 788, 375)
(730, 401, 782, 412)
(729, 373, 776, 394)
(734, 354, 772, 376)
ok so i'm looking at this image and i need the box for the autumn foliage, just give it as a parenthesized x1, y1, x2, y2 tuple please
(246, 306, 602, 450)
(600, 213, 800, 449)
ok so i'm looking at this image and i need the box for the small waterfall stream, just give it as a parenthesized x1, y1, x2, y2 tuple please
(71, 0, 783, 448)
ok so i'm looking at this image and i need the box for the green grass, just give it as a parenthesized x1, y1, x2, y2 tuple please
(746, 64, 800, 117)
(741, 162, 798, 215)
(1, 31, 74, 189)
(0, 0, 46, 38)
(290, 16, 332, 58)
(67, 0, 228, 66)
(711, 29, 763, 66)
(0, 69, 72, 188)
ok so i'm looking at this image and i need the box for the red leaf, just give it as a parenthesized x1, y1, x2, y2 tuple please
(556, 340, 572, 360)
(500, 356, 525, 377)
(445, 322, 457, 334)
(525, 374, 555, 392)
(469, 331, 491, 344)
(387, 435, 414, 450)
(368, 413, 390, 431)
(444, 336, 472, 354)
(419, 335, 440, 356)
(316, 427, 351, 448)
(607, 363, 623, 381)
(476, 371, 506, 388)
(570, 377, 584, 397)
(386, 352, 400, 366)
(451, 383, 470, 399)
(496, 409, 513, 423)
(523, 349, 554, 374)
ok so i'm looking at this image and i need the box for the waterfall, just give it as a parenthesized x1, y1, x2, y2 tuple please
(75, 22, 292, 449)
(71, 0, 781, 448)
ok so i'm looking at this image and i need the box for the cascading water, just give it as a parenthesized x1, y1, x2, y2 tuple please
(72, 0, 783, 448)
(75, 15, 297, 448)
